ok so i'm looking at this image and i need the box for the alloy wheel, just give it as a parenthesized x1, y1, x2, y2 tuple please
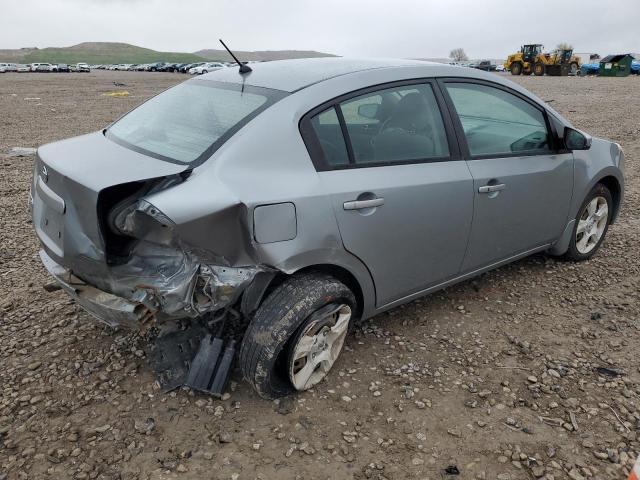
(288, 304, 351, 391)
(576, 196, 608, 254)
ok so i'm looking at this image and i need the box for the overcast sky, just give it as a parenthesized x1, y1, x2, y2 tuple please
(1, 0, 638, 58)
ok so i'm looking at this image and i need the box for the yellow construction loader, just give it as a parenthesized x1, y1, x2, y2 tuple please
(504, 44, 581, 76)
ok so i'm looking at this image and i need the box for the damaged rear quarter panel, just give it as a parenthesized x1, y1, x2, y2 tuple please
(142, 91, 376, 318)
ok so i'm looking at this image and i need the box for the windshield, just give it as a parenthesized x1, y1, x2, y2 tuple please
(107, 80, 287, 165)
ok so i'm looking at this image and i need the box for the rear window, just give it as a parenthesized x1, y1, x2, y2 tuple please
(107, 80, 287, 165)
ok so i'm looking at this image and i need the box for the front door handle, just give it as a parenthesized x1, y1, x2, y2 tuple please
(478, 183, 506, 193)
(343, 197, 385, 210)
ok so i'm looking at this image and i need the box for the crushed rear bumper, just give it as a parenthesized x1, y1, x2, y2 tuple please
(39, 249, 155, 329)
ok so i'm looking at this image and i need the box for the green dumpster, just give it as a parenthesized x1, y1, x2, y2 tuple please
(599, 54, 635, 77)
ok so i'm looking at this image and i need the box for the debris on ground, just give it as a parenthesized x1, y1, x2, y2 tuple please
(7, 147, 36, 157)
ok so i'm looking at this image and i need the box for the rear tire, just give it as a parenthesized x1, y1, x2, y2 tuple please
(239, 273, 356, 399)
(510, 62, 523, 75)
(563, 184, 612, 261)
(533, 62, 545, 76)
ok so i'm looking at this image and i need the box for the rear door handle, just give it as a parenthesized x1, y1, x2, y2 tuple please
(343, 198, 385, 210)
(478, 183, 506, 193)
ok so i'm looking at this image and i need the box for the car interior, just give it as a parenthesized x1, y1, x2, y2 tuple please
(311, 84, 450, 166)
(311, 81, 553, 166)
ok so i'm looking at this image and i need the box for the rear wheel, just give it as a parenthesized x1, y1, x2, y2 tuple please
(510, 62, 523, 75)
(533, 62, 545, 76)
(564, 184, 612, 261)
(202, 70, 208, 74)
(239, 273, 356, 398)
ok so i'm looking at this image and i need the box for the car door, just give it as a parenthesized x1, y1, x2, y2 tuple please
(300, 80, 474, 307)
(440, 80, 573, 272)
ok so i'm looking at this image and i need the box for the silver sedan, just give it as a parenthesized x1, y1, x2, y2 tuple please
(32, 58, 624, 398)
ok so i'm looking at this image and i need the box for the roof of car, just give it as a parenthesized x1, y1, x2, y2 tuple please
(200, 57, 458, 92)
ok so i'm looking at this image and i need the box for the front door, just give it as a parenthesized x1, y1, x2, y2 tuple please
(303, 81, 474, 306)
(441, 80, 573, 272)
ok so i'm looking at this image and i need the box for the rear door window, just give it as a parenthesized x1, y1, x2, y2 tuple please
(340, 84, 449, 164)
(304, 82, 451, 169)
(309, 107, 350, 167)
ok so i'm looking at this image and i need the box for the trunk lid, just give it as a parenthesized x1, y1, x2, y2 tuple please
(32, 131, 187, 275)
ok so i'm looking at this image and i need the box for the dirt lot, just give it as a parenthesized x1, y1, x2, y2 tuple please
(0, 70, 639, 480)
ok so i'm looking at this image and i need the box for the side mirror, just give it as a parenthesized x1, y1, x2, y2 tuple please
(357, 103, 379, 120)
(564, 127, 592, 150)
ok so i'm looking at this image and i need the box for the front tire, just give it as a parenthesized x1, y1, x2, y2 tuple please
(510, 62, 522, 75)
(564, 184, 612, 261)
(239, 273, 356, 399)
(533, 62, 545, 76)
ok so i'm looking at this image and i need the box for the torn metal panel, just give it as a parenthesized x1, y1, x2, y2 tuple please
(45, 236, 266, 326)
(33, 148, 270, 327)
(40, 249, 155, 329)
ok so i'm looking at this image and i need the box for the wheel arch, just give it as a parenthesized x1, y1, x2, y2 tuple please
(240, 259, 373, 322)
(549, 171, 623, 256)
(597, 175, 622, 223)
(289, 264, 365, 320)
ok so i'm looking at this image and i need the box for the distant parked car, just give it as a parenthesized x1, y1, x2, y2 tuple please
(0, 63, 18, 72)
(35, 63, 54, 72)
(76, 63, 90, 72)
(189, 62, 225, 74)
(472, 60, 497, 72)
(56, 64, 70, 73)
(0, 66, 5, 73)
(495, 64, 506, 72)
(145, 62, 165, 72)
(180, 62, 203, 73)
(30, 63, 49, 72)
(17, 64, 30, 72)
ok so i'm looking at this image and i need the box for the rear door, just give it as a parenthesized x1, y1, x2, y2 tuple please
(301, 80, 474, 307)
(440, 79, 573, 272)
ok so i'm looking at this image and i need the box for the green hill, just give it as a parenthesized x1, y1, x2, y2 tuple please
(194, 48, 336, 62)
(0, 42, 207, 64)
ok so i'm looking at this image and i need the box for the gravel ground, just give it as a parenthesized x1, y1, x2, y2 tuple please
(0, 70, 639, 480)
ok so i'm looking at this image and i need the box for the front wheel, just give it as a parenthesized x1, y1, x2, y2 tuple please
(239, 273, 356, 398)
(564, 184, 612, 261)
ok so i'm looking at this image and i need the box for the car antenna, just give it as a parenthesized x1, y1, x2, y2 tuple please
(219, 39, 252, 74)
